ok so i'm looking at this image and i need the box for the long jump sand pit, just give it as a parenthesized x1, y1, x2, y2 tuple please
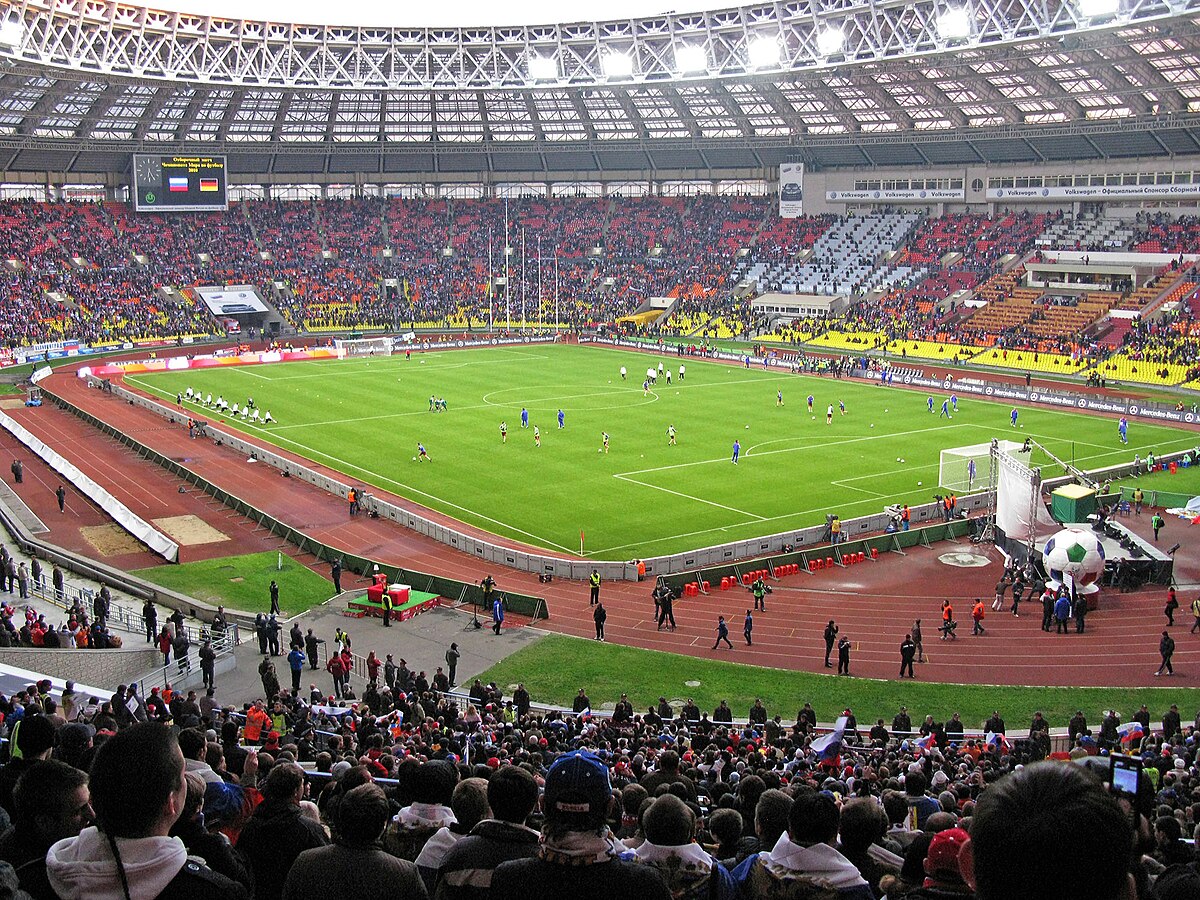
(80, 524, 146, 557)
(152, 515, 230, 546)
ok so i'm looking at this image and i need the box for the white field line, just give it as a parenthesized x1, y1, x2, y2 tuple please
(612, 473, 765, 520)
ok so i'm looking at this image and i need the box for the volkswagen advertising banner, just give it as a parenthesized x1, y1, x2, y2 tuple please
(779, 163, 804, 219)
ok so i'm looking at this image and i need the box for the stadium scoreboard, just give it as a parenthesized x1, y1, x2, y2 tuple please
(132, 154, 228, 212)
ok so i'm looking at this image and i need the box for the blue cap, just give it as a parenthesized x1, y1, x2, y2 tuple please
(544, 750, 611, 822)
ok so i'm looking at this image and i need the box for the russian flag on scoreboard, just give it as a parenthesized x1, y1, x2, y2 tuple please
(168, 177, 189, 192)
(1118, 721, 1145, 744)
(199, 178, 219, 192)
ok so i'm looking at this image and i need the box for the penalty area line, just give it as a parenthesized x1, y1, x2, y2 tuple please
(612, 473, 764, 521)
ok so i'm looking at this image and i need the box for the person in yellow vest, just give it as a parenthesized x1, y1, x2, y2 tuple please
(589, 569, 601, 606)
(382, 590, 393, 627)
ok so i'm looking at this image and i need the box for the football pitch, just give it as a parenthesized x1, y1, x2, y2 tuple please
(126, 344, 1197, 559)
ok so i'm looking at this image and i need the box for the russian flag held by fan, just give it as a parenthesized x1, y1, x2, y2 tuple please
(1118, 721, 1145, 744)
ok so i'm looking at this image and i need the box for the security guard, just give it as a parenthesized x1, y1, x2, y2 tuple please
(382, 591, 393, 627)
(751, 576, 768, 612)
(589, 568, 601, 605)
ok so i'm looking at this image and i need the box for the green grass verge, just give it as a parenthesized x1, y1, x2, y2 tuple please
(477, 634, 1200, 729)
(135, 550, 336, 615)
(126, 344, 1199, 560)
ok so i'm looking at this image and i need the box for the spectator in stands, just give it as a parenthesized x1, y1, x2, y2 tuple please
(237, 761, 329, 900)
(734, 790, 873, 900)
(178, 727, 222, 786)
(641, 750, 697, 802)
(283, 782, 426, 900)
(168, 773, 253, 893)
(630, 794, 737, 900)
(387, 759, 459, 862)
(490, 750, 671, 900)
(416, 777, 490, 893)
(45, 721, 246, 899)
(838, 797, 903, 897)
(961, 761, 1134, 900)
(903, 771, 941, 831)
(0, 758, 91, 897)
(0, 712, 56, 817)
(435, 765, 540, 900)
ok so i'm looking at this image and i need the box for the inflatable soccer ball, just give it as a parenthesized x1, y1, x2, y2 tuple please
(1042, 528, 1105, 587)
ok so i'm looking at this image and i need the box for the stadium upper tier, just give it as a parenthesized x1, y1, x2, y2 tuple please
(3, 197, 1200, 386)
(0, 1, 1198, 173)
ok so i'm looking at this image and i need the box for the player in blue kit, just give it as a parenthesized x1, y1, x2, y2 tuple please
(732, 439, 741, 465)
(1011, 408, 1019, 427)
(940, 398, 952, 419)
(928, 396, 935, 413)
(520, 407, 529, 428)
(1119, 416, 1128, 444)
(807, 395, 814, 412)
(951, 393, 959, 412)
(557, 409, 565, 429)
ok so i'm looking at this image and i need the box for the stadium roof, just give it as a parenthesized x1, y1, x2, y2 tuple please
(0, 0, 1198, 175)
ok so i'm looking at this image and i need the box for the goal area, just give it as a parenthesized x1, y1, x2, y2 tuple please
(334, 336, 394, 357)
(938, 440, 1024, 492)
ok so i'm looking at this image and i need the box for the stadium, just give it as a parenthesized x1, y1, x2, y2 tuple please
(0, 0, 1199, 896)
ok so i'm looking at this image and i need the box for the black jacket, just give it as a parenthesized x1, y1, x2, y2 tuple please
(434, 819, 540, 900)
(492, 855, 670, 900)
(237, 799, 329, 900)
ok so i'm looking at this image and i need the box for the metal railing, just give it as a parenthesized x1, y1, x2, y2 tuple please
(133, 630, 238, 698)
(19, 575, 240, 649)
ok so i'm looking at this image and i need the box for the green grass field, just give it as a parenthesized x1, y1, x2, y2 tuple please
(135, 551, 337, 615)
(479, 635, 1200, 727)
(126, 344, 1198, 559)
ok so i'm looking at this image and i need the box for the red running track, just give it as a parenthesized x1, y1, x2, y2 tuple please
(12, 361, 1200, 690)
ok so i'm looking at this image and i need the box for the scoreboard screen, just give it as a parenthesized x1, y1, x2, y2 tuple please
(132, 155, 229, 212)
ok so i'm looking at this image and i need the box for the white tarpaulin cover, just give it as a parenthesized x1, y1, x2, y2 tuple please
(0, 410, 179, 562)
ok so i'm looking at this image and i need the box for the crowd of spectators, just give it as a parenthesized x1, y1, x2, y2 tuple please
(2, 656, 1200, 900)
(2, 198, 1199, 363)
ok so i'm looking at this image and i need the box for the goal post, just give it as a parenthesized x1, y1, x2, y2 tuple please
(334, 336, 395, 357)
(938, 440, 1023, 492)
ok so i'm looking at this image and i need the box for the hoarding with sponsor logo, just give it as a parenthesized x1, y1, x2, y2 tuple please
(826, 188, 965, 202)
(987, 183, 1200, 201)
(779, 163, 804, 219)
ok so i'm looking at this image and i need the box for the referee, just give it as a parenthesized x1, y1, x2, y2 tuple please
(589, 568, 601, 605)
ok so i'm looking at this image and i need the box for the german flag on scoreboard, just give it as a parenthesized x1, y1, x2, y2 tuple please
(199, 178, 219, 192)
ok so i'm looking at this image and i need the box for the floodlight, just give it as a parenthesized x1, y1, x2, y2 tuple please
(816, 27, 845, 57)
(675, 44, 708, 74)
(0, 17, 24, 49)
(747, 35, 780, 69)
(936, 8, 971, 40)
(1078, 0, 1119, 17)
(527, 54, 557, 80)
(603, 51, 634, 79)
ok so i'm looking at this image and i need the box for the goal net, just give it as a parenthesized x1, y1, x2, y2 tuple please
(938, 440, 1024, 493)
(334, 336, 394, 357)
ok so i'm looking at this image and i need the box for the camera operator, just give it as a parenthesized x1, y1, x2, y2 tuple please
(653, 581, 676, 631)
